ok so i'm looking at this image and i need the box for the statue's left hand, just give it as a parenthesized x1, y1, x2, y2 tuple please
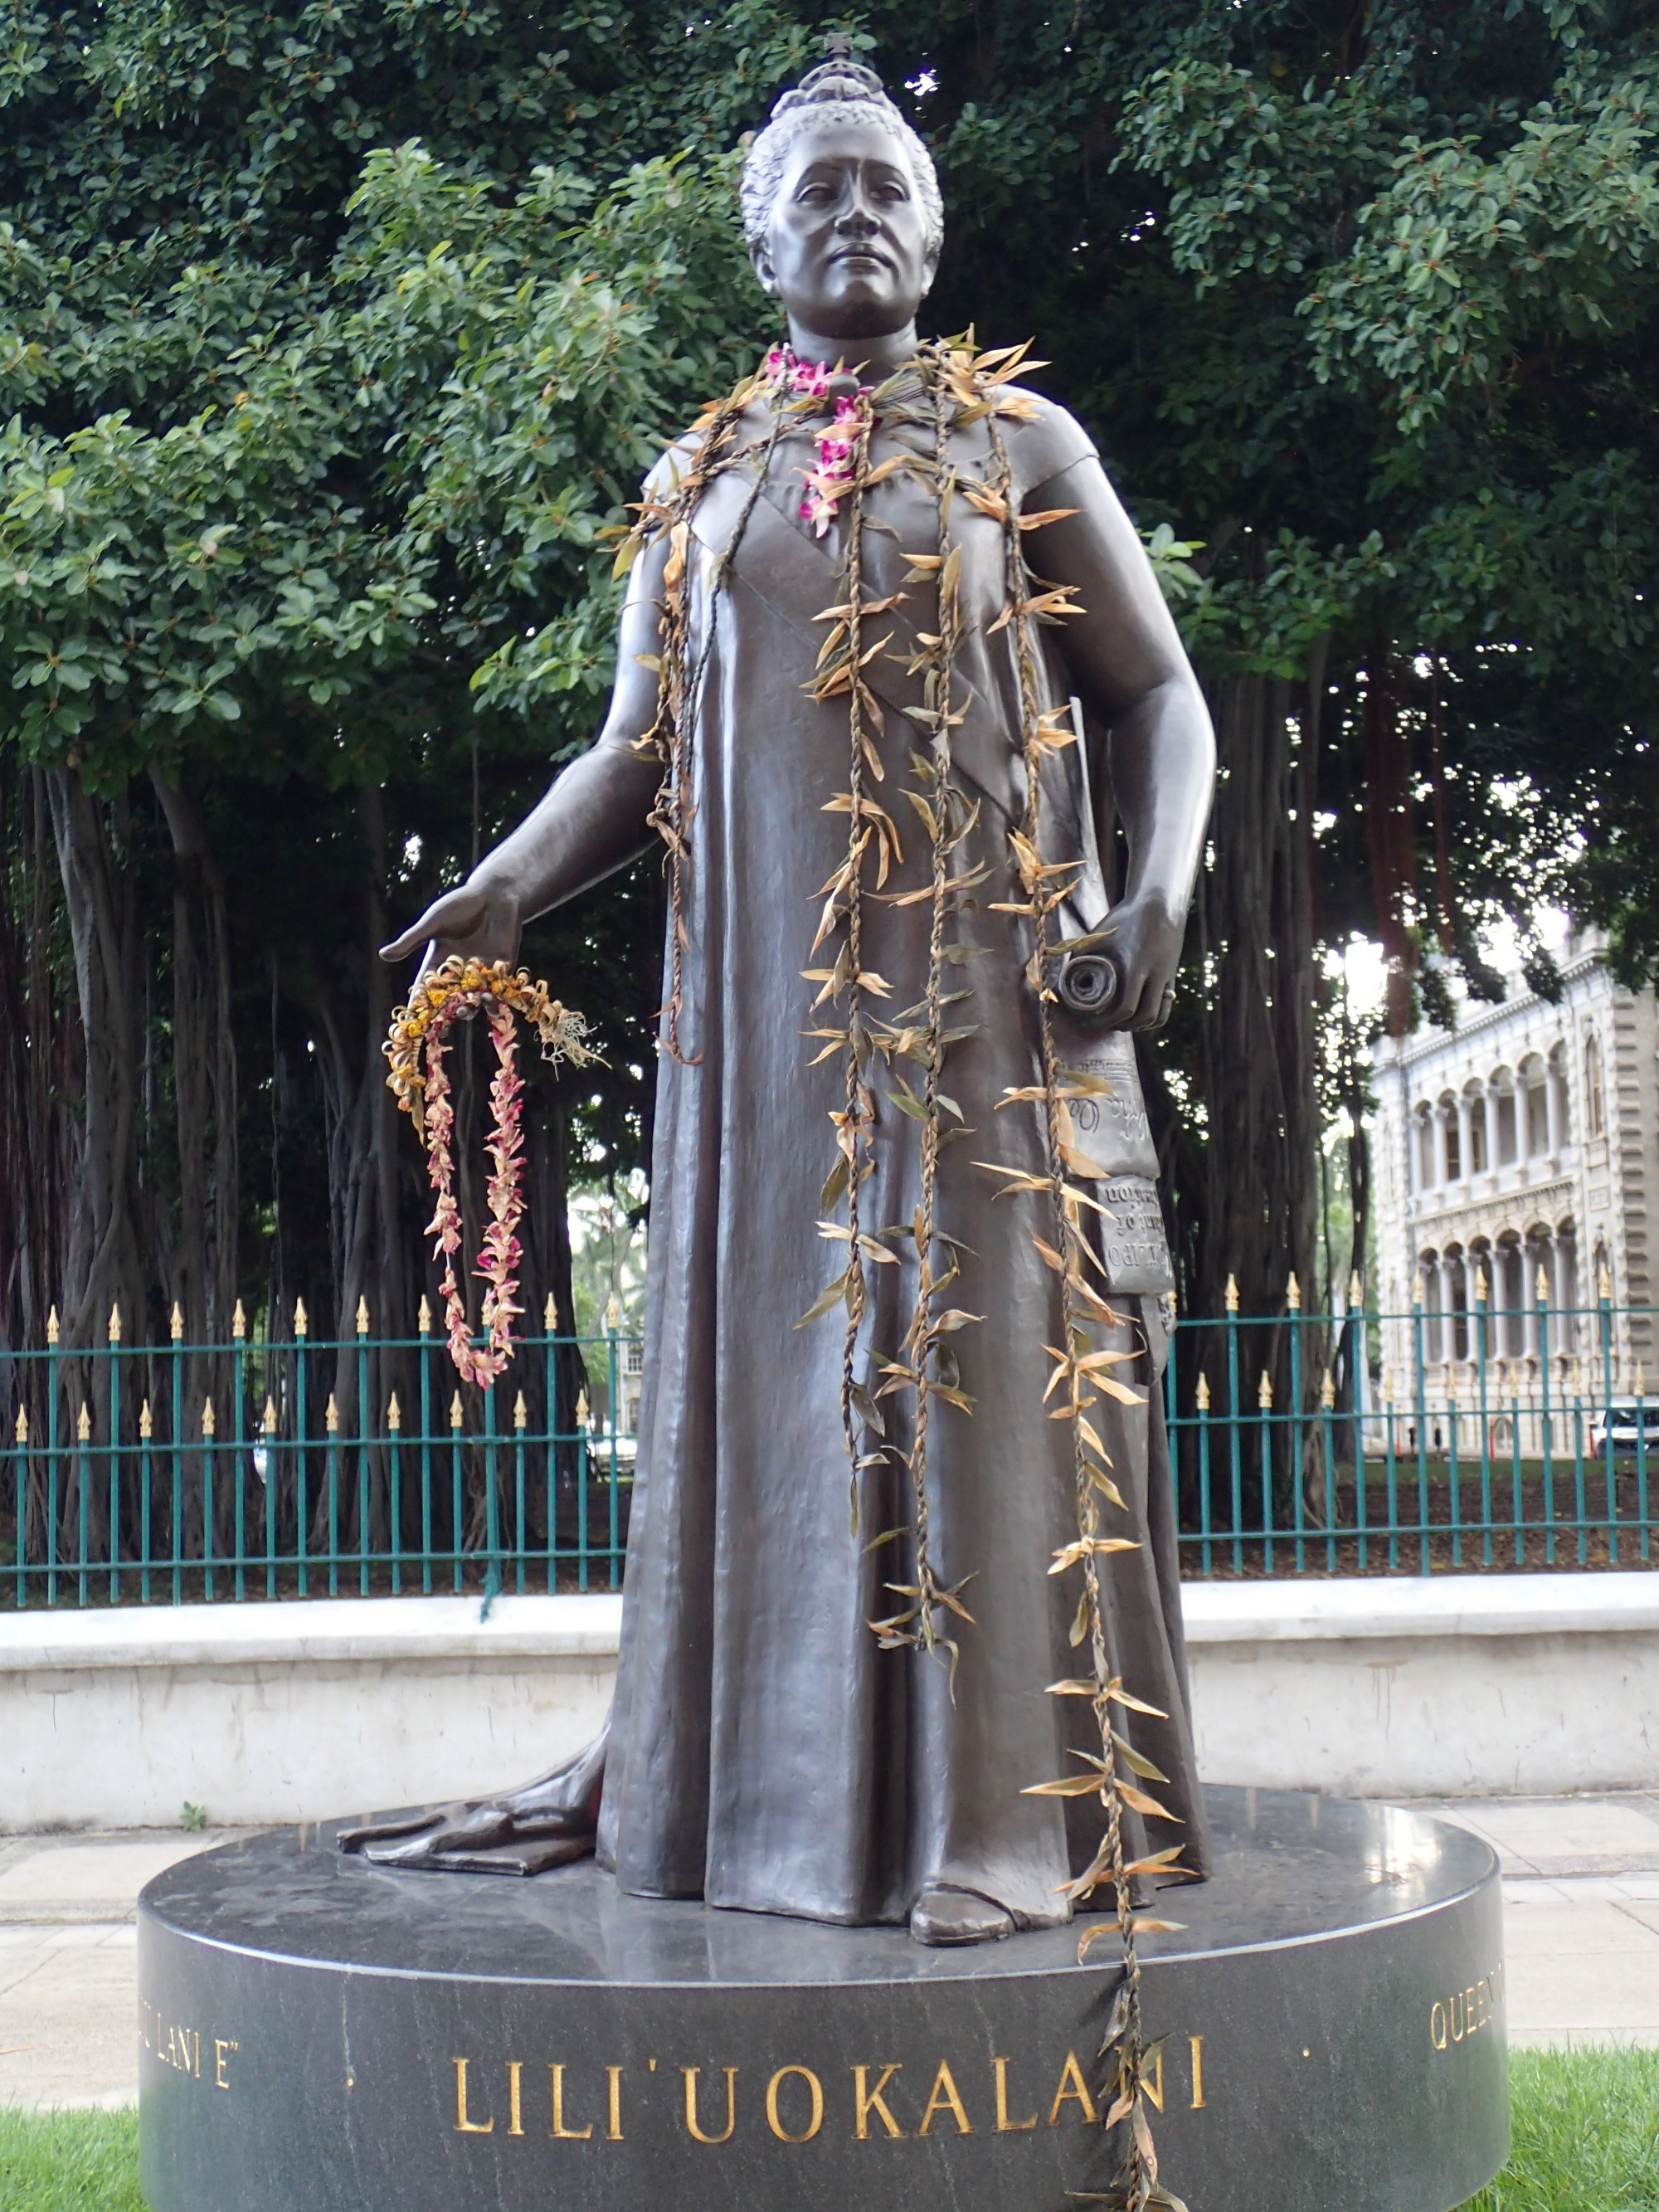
(1094, 890, 1186, 1030)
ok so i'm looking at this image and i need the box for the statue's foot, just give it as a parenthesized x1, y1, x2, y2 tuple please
(337, 1727, 606, 1878)
(908, 1884, 1017, 1946)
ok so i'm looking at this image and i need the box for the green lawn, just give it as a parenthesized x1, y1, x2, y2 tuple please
(2, 2049, 1657, 2209)
(0, 2108, 144, 2212)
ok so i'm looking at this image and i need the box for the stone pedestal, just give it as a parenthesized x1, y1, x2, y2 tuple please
(138, 1787, 1506, 2212)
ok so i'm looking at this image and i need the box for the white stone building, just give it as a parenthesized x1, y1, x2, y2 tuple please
(1372, 934, 1657, 1438)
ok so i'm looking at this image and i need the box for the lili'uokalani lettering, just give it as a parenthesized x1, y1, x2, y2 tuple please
(449, 2041, 1209, 2143)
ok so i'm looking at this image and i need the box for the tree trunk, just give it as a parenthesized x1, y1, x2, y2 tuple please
(1155, 674, 1322, 1524)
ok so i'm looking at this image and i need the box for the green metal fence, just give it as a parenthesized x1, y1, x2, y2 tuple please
(1167, 1284, 1657, 1577)
(4, 1288, 1656, 1605)
(2, 1303, 638, 1608)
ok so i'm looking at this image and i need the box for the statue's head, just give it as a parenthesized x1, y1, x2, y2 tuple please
(741, 47, 942, 343)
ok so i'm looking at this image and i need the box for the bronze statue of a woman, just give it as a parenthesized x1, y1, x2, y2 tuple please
(347, 48, 1216, 1951)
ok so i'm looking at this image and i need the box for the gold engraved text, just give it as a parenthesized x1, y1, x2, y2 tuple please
(683, 2065, 738, 2144)
(852, 2063, 904, 2139)
(1431, 1963, 1505, 2052)
(549, 2064, 593, 2140)
(1048, 2051, 1097, 2127)
(918, 2061, 972, 2136)
(452, 2059, 494, 2134)
(766, 2066, 825, 2143)
(993, 2056, 1038, 2132)
(606, 2064, 624, 2141)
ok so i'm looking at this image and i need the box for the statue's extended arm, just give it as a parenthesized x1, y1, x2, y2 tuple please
(381, 535, 669, 968)
(1020, 454, 1216, 1030)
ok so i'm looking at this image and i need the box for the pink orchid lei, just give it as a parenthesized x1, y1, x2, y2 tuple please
(764, 344, 873, 537)
(385, 958, 591, 1385)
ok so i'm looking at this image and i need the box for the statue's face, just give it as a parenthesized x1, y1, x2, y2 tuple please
(752, 116, 937, 341)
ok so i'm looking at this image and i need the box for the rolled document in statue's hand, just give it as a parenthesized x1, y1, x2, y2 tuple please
(1053, 943, 1124, 1024)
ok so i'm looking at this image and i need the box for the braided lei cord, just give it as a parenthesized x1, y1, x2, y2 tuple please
(385, 957, 592, 1385)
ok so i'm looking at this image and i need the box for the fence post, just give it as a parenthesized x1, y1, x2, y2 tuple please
(387, 1392, 403, 1597)
(107, 1305, 122, 1604)
(1475, 1271, 1492, 1569)
(1599, 1264, 1618, 1564)
(417, 1296, 433, 1597)
(1539, 1268, 1555, 1566)
(294, 1298, 309, 1599)
(232, 1300, 246, 1601)
(356, 1298, 372, 1598)
(1225, 1275, 1243, 1574)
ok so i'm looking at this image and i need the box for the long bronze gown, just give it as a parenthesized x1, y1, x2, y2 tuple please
(594, 375, 1209, 1926)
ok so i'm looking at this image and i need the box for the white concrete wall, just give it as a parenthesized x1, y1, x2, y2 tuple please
(0, 1596, 620, 1830)
(1184, 1573, 1659, 1797)
(4, 1575, 1658, 1830)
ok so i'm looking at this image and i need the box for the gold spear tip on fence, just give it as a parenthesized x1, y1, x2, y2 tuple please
(417, 1295, 432, 1336)
(1637, 1363, 1648, 1400)
(576, 1387, 590, 1426)
(387, 1391, 401, 1432)
(1536, 1264, 1549, 1302)
(171, 1302, 184, 1342)
(46, 1306, 58, 1347)
(232, 1299, 246, 1341)
(140, 1400, 153, 1440)
(544, 1293, 559, 1331)
(1287, 1273, 1301, 1312)
(450, 1391, 464, 1430)
(1599, 1260, 1614, 1302)
(1412, 1279, 1423, 1308)
(294, 1297, 309, 1338)
(606, 1292, 622, 1333)
(14, 1407, 26, 1444)
(78, 1401, 90, 1441)
(325, 1393, 339, 1435)
(108, 1303, 121, 1344)
(1477, 1268, 1489, 1304)
(1321, 1369, 1335, 1410)
(1195, 1372, 1210, 1412)
(356, 1295, 370, 1337)
(1224, 1274, 1239, 1313)
(1258, 1369, 1273, 1411)
(202, 1397, 216, 1438)
(513, 1391, 528, 1431)
(262, 1396, 278, 1433)
(1350, 1270, 1363, 1304)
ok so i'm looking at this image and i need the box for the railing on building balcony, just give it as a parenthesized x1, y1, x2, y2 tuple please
(3, 1284, 1656, 1605)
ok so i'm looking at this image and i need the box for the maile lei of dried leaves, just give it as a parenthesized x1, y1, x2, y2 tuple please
(385, 956, 592, 1385)
(618, 336, 1185, 2212)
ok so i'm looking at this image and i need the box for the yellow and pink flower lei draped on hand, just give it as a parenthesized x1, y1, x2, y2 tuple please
(763, 345, 873, 535)
(384, 958, 592, 1385)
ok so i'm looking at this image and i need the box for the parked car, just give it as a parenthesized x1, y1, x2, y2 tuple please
(1588, 1400, 1659, 1459)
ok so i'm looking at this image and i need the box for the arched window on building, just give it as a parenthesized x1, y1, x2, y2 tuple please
(1440, 1091, 1461, 1182)
(1520, 1056, 1549, 1158)
(1494, 1073, 1518, 1167)
(1584, 1030, 1606, 1140)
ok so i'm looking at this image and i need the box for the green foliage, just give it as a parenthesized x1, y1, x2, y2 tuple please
(0, 2107, 145, 2212)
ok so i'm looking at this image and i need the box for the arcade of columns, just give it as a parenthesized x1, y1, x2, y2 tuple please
(1372, 939, 1658, 1447)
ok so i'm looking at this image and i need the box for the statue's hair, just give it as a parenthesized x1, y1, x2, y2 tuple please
(740, 54, 943, 261)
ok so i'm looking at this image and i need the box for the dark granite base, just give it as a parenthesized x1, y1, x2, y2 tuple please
(137, 1787, 1506, 2212)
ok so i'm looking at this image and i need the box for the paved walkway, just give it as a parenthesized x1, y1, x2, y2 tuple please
(3, 1798, 1658, 2106)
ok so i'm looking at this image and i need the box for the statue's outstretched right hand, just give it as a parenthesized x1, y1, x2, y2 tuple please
(379, 879, 523, 979)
